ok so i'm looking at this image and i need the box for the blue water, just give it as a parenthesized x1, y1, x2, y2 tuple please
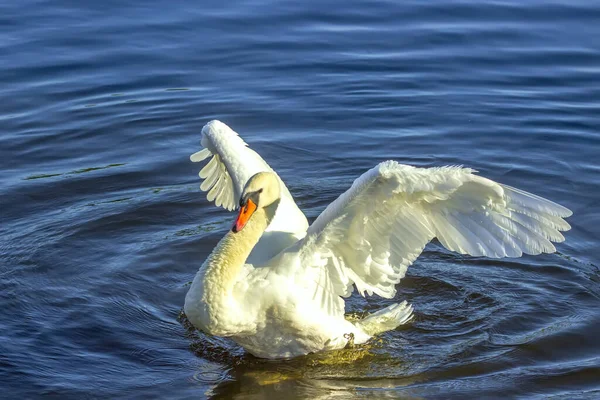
(1, 0, 599, 398)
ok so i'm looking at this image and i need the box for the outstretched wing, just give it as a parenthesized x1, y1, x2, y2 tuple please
(190, 120, 275, 211)
(299, 161, 572, 311)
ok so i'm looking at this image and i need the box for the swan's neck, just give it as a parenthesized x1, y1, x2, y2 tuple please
(202, 207, 270, 298)
(184, 202, 279, 336)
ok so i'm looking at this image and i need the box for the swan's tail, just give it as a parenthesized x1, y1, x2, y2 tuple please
(356, 301, 414, 336)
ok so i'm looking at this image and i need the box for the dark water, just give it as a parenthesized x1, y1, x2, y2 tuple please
(2, 0, 599, 398)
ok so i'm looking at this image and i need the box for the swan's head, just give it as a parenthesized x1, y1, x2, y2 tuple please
(232, 172, 281, 233)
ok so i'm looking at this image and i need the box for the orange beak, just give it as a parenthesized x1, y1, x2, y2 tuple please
(232, 198, 257, 232)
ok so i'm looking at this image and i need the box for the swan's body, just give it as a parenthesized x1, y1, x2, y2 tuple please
(184, 120, 572, 359)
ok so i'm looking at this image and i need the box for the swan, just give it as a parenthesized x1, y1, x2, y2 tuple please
(184, 120, 572, 359)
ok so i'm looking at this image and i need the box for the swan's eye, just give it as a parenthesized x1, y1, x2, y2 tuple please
(258, 188, 263, 194)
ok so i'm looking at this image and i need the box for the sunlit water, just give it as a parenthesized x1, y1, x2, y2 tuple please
(1, 0, 599, 398)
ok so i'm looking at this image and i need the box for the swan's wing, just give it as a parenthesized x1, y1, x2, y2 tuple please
(191, 120, 301, 215)
(190, 120, 271, 211)
(298, 161, 572, 308)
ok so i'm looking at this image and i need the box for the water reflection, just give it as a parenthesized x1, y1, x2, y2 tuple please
(184, 323, 423, 399)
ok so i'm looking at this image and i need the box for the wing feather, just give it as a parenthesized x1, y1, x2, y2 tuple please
(199, 154, 218, 179)
(191, 120, 308, 228)
(298, 161, 572, 314)
(192, 121, 271, 211)
(190, 148, 211, 162)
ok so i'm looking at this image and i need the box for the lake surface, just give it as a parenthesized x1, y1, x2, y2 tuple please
(1, 0, 599, 398)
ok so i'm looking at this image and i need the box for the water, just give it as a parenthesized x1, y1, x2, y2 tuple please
(1, 0, 599, 398)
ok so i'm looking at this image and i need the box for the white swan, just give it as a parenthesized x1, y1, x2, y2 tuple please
(184, 120, 572, 359)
